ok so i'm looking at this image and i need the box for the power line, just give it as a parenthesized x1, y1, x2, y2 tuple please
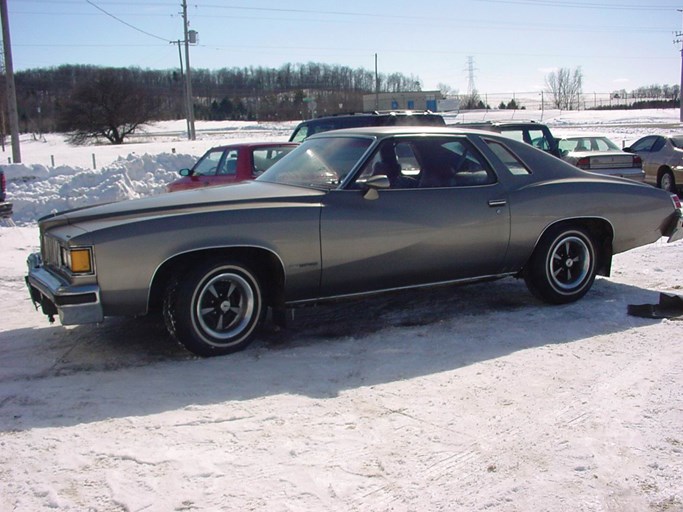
(85, 0, 171, 42)
(195, 2, 680, 14)
(10, 8, 671, 33)
(471, 0, 678, 10)
(20, 0, 681, 15)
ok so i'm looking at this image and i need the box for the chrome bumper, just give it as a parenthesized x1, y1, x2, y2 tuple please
(666, 209, 683, 243)
(592, 168, 645, 182)
(25, 252, 104, 325)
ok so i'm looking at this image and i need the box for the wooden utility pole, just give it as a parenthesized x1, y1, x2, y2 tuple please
(182, 0, 196, 140)
(374, 53, 379, 111)
(676, 11, 683, 122)
(0, 0, 20, 163)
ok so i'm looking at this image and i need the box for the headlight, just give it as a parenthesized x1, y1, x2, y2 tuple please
(61, 246, 94, 274)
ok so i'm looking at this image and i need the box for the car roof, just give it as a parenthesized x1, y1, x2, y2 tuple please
(456, 120, 545, 127)
(304, 111, 441, 120)
(206, 142, 298, 151)
(558, 133, 615, 140)
(307, 125, 506, 139)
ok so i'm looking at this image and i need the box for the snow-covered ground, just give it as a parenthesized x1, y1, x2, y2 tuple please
(0, 110, 682, 511)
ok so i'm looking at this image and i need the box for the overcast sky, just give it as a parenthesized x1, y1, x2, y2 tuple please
(8, 0, 683, 95)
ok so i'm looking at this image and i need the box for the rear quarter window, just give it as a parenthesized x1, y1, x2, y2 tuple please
(485, 140, 532, 176)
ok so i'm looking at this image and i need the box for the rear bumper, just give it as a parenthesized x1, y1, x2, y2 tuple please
(590, 168, 645, 182)
(25, 252, 103, 325)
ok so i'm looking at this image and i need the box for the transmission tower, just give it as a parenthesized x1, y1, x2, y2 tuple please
(466, 56, 477, 96)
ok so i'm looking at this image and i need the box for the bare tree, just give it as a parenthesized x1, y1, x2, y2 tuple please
(545, 67, 583, 110)
(461, 91, 488, 110)
(438, 83, 456, 96)
(57, 69, 159, 145)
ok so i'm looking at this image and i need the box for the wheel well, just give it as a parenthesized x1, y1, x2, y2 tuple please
(148, 247, 285, 312)
(537, 218, 614, 277)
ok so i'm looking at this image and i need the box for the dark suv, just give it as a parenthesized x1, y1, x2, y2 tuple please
(456, 120, 561, 158)
(289, 111, 446, 142)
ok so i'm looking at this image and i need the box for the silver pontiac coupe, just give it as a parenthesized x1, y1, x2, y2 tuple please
(26, 127, 682, 356)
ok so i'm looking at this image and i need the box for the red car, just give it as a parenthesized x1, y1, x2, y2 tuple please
(167, 142, 297, 192)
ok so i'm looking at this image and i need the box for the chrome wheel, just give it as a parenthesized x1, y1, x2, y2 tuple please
(194, 272, 255, 342)
(546, 235, 591, 293)
(659, 172, 676, 193)
(524, 226, 598, 304)
(165, 261, 264, 356)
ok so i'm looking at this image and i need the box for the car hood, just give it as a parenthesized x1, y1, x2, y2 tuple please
(38, 180, 326, 230)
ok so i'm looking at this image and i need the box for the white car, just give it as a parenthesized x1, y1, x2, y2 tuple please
(557, 134, 644, 181)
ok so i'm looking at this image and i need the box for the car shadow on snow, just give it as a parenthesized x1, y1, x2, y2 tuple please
(0, 276, 667, 431)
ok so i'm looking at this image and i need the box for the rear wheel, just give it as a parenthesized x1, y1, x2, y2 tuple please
(164, 260, 264, 357)
(659, 170, 676, 193)
(524, 226, 597, 304)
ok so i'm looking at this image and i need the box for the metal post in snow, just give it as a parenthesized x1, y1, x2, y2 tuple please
(677, 10, 683, 122)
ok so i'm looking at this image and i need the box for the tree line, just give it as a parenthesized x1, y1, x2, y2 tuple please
(11, 63, 422, 137)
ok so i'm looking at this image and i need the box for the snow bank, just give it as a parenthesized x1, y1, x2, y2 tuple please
(3, 152, 196, 223)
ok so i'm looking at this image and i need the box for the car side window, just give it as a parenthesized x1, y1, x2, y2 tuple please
(253, 147, 294, 175)
(485, 140, 531, 175)
(527, 129, 550, 151)
(631, 136, 656, 152)
(500, 129, 525, 144)
(290, 126, 308, 143)
(353, 138, 496, 189)
(414, 138, 496, 187)
(193, 149, 225, 176)
(558, 139, 575, 153)
(354, 141, 421, 189)
(651, 137, 666, 152)
(217, 150, 238, 175)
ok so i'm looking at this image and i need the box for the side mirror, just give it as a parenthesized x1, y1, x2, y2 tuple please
(179, 168, 193, 177)
(622, 147, 633, 153)
(362, 175, 390, 200)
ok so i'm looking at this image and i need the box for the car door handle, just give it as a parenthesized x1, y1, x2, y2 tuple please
(488, 199, 507, 207)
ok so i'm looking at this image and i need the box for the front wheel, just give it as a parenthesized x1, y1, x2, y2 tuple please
(164, 260, 264, 357)
(524, 226, 597, 304)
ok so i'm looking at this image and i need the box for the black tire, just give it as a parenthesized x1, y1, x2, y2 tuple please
(524, 226, 597, 305)
(658, 170, 676, 194)
(164, 260, 264, 357)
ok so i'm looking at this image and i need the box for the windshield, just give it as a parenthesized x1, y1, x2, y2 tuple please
(671, 135, 683, 149)
(257, 136, 373, 189)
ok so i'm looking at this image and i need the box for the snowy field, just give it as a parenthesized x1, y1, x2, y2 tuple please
(0, 110, 682, 511)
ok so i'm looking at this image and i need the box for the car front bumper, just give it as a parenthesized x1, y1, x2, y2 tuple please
(0, 201, 12, 218)
(666, 209, 683, 243)
(25, 252, 104, 325)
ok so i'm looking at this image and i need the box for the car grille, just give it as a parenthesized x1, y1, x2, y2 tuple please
(41, 235, 61, 268)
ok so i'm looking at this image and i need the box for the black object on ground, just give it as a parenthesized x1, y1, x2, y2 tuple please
(628, 293, 683, 320)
